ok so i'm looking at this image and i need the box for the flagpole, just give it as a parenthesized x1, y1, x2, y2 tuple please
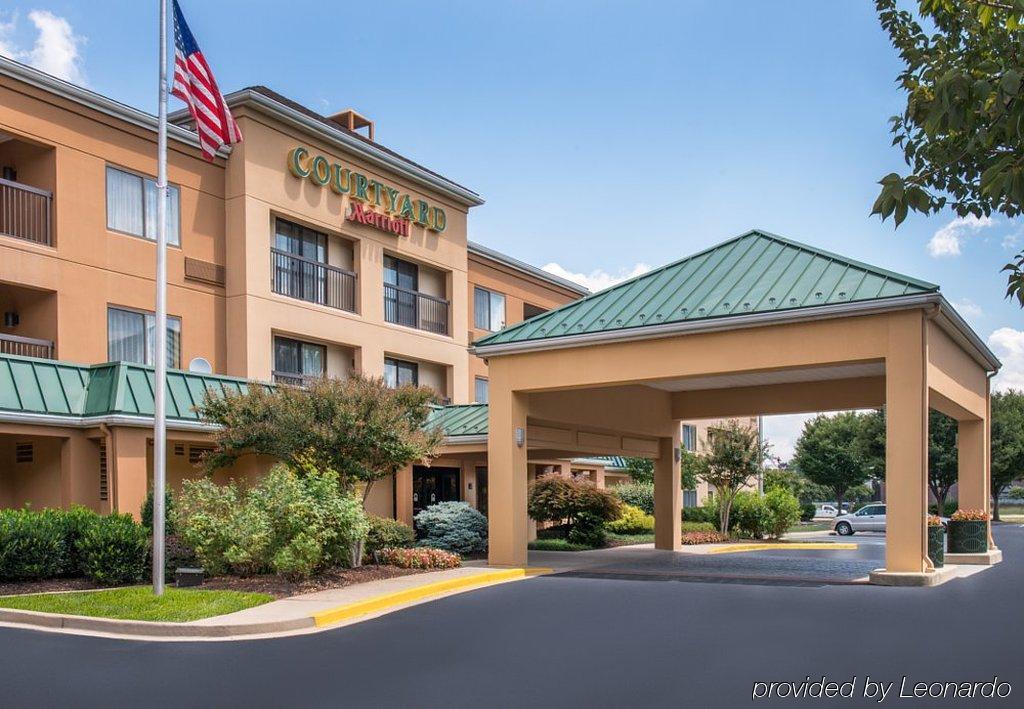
(153, 0, 169, 596)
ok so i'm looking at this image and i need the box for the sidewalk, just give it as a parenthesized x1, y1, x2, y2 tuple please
(0, 566, 547, 641)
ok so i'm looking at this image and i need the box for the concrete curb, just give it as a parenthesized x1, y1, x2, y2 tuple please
(0, 607, 315, 638)
(707, 542, 858, 555)
(0, 567, 552, 640)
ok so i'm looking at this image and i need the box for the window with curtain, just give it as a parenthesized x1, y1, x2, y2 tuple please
(473, 287, 506, 331)
(474, 377, 489, 403)
(107, 306, 181, 368)
(273, 337, 325, 380)
(384, 357, 418, 388)
(682, 424, 698, 452)
(105, 166, 180, 245)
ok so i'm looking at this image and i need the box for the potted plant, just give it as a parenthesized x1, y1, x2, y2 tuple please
(927, 515, 945, 568)
(948, 509, 989, 554)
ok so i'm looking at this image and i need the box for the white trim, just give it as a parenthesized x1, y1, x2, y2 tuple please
(0, 56, 230, 159)
(472, 293, 1002, 372)
(442, 434, 488, 446)
(0, 410, 218, 432)
(205, 89, 485, 207)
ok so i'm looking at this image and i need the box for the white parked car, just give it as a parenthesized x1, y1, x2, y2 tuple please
(815, 504, 841, 519)
(833, 504, 886, 535)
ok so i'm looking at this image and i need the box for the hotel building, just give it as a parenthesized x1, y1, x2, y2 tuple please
(0, 56, 747, 523)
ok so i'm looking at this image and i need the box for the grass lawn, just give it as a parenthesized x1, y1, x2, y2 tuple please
(528, 539, 594, 552)
(606, 532, 655, 546)
(787, 521, 834, 533)
(0, 586, 273, 622)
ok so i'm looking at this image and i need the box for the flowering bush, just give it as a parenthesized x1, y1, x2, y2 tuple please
(951, 509, 989, 522)
(606, 504, 655, 535)
(680, 531, 730, 545)
(927, 514, 945, 527)
(379, 547, 461, 570)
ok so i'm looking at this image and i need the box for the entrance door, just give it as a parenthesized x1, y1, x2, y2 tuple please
(475, 467, 488, 517)
(412, 466, 461, 516)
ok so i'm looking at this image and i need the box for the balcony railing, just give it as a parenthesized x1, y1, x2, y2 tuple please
(271, 249, 356, 312)
(0, 333, 54, 359)
(384, 283, 450, 336)
(272, 371, 323, 387)
(0, 178, 52, 246)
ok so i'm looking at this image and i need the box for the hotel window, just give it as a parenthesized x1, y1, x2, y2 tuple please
(384, 255, 419, 328)
(473, 287, 506, 331)
(523, 302, 547, 320)
(384, 357, 418, 388)
(105, 166, 180, 245)
(273, 336, 325, 386)
(107, 306, 181, 368)
(474, 376, 489, 403)
(682, 424, 697, 452)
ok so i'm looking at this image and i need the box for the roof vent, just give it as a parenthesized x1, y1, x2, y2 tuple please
(328, 109, 374, 141)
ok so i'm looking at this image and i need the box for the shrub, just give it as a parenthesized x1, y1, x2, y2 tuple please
(536, 524, 571, 540)
(763, 488, 802, 540)
(528, 538, 592, 551)
(800, 502, 816, 522)
(929, 499, 958, 517)
(951, 508, 989, 521)
(927, 515, 944, 527)
(378, 547, 461, 570)
(414, 502, 488, 555)
(44, 506, 99, 576)
(576, 484, 622, 522)
(173, 464, 369, 579)
(0, 508, 65, 581)
(568, 511, 607, 548)
(606, 504, 655, 534)
(682, 502, 720, 526)
(76, 513, 148, 585)
(528, 476, 579, 523)
(729, 492, 769, 539)
(141, 488, 176, 536)
(365, 516, 416, 555)
(680, 531, 730, 545)
(1007, 486, 1024, 500)
(680, 521, 716, 533)
(612, 482, 655, 515)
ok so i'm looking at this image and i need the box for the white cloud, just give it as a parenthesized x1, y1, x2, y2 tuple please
(541, 262, 652, 293)
(0, 10, 86, 85)
(952, 298, 983, 321)
(927, 215, 994, 257)
(762, 413, 816, 464)
(1003, 233, 1021, 252)
(988, 327, 1024, 392)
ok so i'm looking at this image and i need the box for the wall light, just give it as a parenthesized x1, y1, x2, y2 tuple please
(515, 427, 525, 448)
(3, 311, 18, 328)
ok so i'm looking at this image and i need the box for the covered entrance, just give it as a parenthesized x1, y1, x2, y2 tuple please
(472, 231, 1002, 585)
(412, 465, 461, 516)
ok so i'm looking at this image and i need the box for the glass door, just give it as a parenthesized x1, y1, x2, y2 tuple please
(412, 466, 461, 516)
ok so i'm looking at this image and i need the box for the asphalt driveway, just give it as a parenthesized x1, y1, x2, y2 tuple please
(1, 525, 1020, 708)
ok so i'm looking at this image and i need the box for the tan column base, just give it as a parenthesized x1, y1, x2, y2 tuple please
(944, 549, 1002, 565)
(869, 567, 960, 587)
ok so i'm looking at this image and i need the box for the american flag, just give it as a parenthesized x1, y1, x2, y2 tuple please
(171, 0, 241, 161)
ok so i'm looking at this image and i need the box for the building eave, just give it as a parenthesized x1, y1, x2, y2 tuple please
(468, 241, 590, 296)
(210, 89, 484, 208)
(472, 293, 1002, 373)
(0, 56, 230, 160)
(0, 411, 219, 432)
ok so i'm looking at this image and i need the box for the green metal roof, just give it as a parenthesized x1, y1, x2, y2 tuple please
(571, 456, 629, 470)
(426, 403, 488, 439)
(0, 354, 263, 422)
(474, 230, 939, 348)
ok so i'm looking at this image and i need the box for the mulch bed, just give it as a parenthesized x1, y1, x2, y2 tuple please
(0, 565, 425, 600)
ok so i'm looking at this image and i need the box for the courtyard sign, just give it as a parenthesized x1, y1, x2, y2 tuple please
(287, 146, 447, 235)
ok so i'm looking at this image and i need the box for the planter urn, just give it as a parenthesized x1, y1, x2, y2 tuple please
(927, 525, 945, 568)
(948, 520, 988, 554)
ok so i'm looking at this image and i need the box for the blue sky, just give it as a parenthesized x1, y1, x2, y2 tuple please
(2, 1, 1022, 459)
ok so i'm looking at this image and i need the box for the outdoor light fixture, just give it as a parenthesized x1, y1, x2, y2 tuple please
(3, 311, 18, 327)
(674, 447, 681, 463)
(515, 427, 525, 448)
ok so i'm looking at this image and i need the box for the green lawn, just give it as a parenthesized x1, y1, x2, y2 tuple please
(0, 586, 273, 622)
(528, 539, 594, 552)
(606, 532, 655, 546)
(787, 521, 834, 533)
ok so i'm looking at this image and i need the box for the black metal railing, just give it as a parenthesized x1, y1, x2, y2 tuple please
(271, 249, 356, 312)
(0, 178, 52, 246)
(271, 370, 324, 387)
(0, 333, 54, 359)
(383, 283, 449, 335)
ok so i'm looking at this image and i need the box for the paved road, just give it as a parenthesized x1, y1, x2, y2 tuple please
(2, 526, 1021, 708)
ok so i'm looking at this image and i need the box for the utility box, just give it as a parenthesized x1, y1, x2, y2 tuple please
(176, 567, 204, 587)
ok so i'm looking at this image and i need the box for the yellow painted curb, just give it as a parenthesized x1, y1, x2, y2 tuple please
(312, 567, 553, 627)
(707, 543, 858, 554)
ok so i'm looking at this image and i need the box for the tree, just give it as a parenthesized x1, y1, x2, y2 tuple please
(199, 375, 442, 502)
(792, 413, 872, 517)
(623, 457, 654, 484)
(871, 0, 1024, 304)
(680, 450, 705, 491)
(991, 389, 1024, 520)
(696, 420, 770, 534)
(929, 410, 960, 514)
